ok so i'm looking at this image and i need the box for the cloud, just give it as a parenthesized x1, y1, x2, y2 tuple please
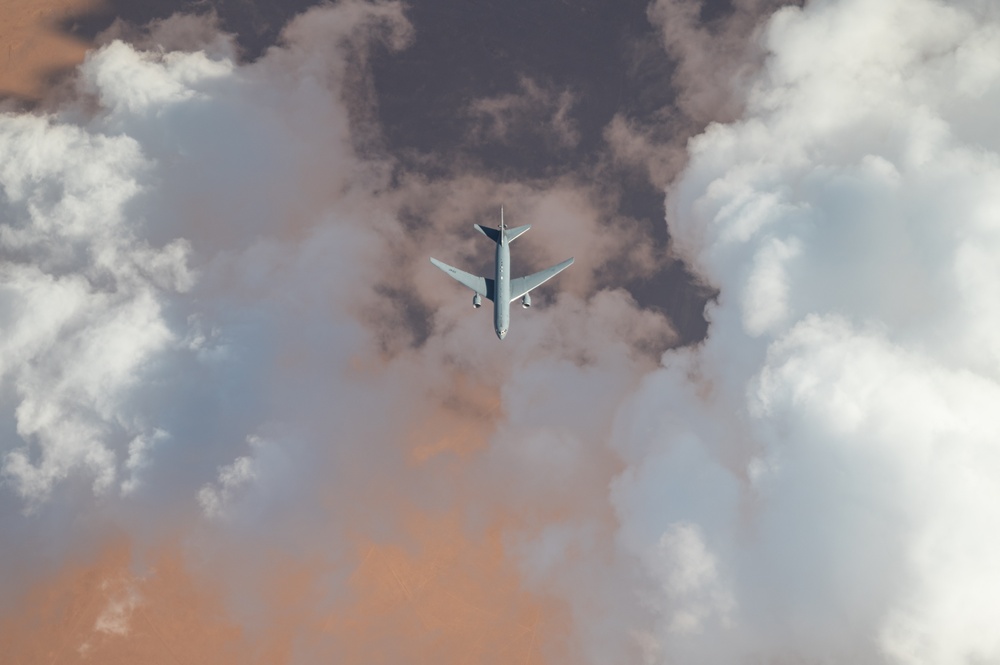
(605, 0, 800, 191)
(18, 0, 997, 662)
(606, 0, 1000, 662)
(643, 522, 734, 636)
(648, 0, 797, 124)
(603, 113, 687, 189)
(0, 113, 190, 504)
(466, 76, 580, 149)
(197, 436, 262, 520)
(120, 428, 169, 496)
(93, 574, 142, 636)
(0, 3, 680, 662)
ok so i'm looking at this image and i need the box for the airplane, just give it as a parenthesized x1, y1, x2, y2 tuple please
(430, 207, 574, 339)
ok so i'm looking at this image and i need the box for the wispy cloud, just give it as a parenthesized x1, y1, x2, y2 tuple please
(466, 76, 580, 149)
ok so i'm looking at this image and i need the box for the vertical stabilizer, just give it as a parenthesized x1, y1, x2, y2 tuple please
(501, 206, 505, 230)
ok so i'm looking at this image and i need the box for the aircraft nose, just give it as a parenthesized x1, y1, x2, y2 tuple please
(496, 328, 506, 340)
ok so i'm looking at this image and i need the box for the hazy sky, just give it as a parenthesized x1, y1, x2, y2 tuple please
(2, 1, 1000, 664)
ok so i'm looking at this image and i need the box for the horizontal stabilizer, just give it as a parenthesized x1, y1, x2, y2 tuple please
(474, 224, 501, 242)
(430, 257, 495, 301)
(509, 257, 574, 301)
(504, 224, 531, 243)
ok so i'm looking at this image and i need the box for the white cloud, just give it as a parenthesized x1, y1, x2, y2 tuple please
(121, 429, 169, 496)
(79, 40, 232, 117)
(0, 3, 414, 510)
(643, 522, 735, 636)
(0, 16, 683, 659)
(607, 0, 1000, 662)
(21, 1, 998, 663)
(0, 115, 188, 503)
(198, 439, 260, 520)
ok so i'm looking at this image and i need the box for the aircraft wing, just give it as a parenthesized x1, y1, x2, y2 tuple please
(430, 258, 495, 301)
(509, 257, 574, 301)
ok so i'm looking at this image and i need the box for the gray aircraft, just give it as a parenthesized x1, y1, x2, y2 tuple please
(430, 208, 574, 340)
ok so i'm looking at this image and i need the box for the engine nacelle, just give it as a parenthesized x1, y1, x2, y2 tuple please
(521, 293, 532, 308)
(473, 293, 482, 308)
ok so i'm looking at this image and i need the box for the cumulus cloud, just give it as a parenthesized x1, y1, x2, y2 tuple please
(0, 114, 191, 504)
(17, 0, 999, 662)
(0, 2, 680, 662)
(0, 1, 430, 511)
(0, 0, 404, 558)
(605, 0, 1000, 662)
(606, 0, 799, 190)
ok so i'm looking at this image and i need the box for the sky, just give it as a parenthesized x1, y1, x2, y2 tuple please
(1, 0, 1000, 663)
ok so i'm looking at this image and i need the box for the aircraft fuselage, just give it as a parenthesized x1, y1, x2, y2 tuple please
(494, 231, 511, 339)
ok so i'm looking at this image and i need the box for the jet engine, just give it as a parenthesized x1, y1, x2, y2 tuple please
(473, 293, 482, 308)
(521, 293, 531, 308)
